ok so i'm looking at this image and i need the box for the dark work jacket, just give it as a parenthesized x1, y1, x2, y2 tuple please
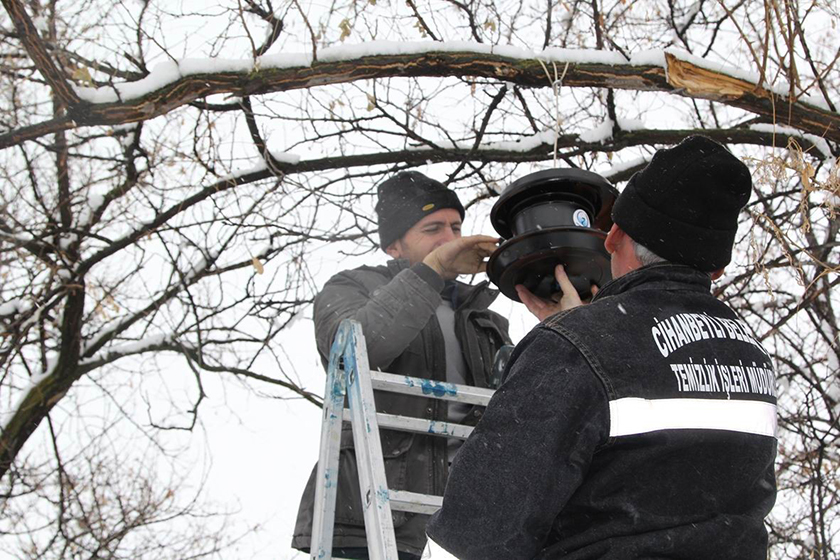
(292, 259, 511, 557)
(427, 264, 777, 559)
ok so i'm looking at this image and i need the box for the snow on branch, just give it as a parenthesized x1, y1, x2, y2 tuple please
(78, 333, 174, 370)
(748, 123, 835, 161)
(2, 43, 837, 150)
(71, 42, 832, 111)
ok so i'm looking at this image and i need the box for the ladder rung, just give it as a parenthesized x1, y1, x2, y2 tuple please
(367, 370, 495, 406)
(389, 490, 443, 515)
(342, 409, 475, 439)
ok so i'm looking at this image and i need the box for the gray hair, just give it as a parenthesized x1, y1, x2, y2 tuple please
(630, 238, 668, 267)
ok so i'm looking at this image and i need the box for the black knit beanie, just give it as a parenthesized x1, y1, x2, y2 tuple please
(611, 135, 752, 272)
(375, 171, 465, 249)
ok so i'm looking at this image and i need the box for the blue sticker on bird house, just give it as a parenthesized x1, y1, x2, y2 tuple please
(573, 209, 591, 228)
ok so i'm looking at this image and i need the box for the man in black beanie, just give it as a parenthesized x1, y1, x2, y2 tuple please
(426, 136, 777, 560)
(292, 170, 512, 559)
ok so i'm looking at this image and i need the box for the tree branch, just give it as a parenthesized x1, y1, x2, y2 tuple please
(0, 0, 81, 107)
(2, 49, 836, 149)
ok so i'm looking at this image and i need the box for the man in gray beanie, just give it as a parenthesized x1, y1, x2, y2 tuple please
(426, 136, 777, 559)
(292, 170, 512, 559)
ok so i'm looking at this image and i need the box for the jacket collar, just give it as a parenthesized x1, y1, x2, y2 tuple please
(387, 258, 411, 275)
(593, 263, 712, 301)
(456, 279, 499, 311)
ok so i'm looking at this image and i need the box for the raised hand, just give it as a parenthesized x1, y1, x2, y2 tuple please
(423, 235, 500, 280)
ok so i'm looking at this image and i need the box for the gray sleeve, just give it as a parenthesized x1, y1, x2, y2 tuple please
(313, 263, 444, 370)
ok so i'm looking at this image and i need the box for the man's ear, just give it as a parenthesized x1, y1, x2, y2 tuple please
(385, 240, 402, 259)
(711, 267, 726, 281)
(604, 224, 623, 254)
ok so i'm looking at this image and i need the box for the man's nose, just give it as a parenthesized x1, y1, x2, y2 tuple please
(439, 227, 457, 243)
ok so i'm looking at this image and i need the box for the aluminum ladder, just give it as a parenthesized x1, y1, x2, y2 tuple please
(310, 319, 496, 560)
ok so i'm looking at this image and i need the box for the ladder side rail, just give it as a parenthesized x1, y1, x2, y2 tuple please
(345, 320, 400, 560)
(310, 323, 352, 560)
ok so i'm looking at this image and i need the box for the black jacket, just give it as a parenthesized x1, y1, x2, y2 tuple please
(427, 264, 777, 559)
(292, 259, 511, 557)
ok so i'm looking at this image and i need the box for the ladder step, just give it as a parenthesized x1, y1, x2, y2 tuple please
(367, 370, 495, 406)
(342, 409, 475, 439)
(389, 490, 443, 515)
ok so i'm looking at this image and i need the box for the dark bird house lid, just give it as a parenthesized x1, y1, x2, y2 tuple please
(487, 168, 619, 302)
